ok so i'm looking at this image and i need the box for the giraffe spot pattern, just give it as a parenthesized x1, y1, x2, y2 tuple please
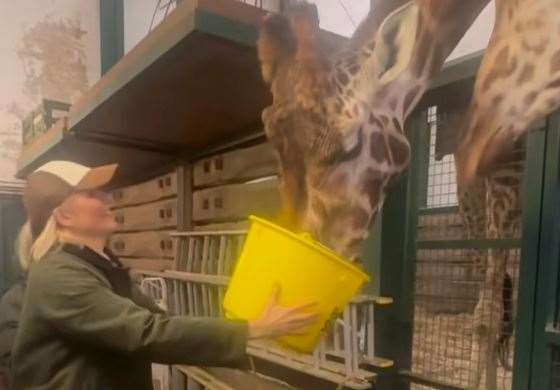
(388, 135, 409, 166)
(379, 115, 389, 127)
(369, 113, 384, 128)
(311, 197, 327, 222)
(547, 78, 560, 89)
(482, 46, 518, 92)
(351, 208, 370, 230)
(348, 64, 360, 75)
(370, 132, 388, 163)
(492, 95, 504, 107)
(521, 38, 548, 55)
(322, 128, 364, 165)
(361, 169, 385, 209)
(524, 91, 538, 106)
(337, 70, 350, 86)
(392, 117, 403, 133)
(345, 237, 365, 258)
(403, 85, 422, 115)
(516, 64, 535, 85)
(552, 50, 560, 74)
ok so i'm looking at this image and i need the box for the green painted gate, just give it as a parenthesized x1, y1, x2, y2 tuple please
(371, 70, 560, 389)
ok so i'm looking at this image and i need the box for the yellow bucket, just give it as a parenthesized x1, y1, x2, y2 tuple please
(223, 216, 369, 352)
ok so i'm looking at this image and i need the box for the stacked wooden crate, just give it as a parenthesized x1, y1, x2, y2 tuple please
(190, 142, 279, 231)
(109, 170, 178, 271)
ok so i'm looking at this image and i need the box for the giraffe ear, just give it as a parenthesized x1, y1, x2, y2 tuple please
(373, 2, 420, 84)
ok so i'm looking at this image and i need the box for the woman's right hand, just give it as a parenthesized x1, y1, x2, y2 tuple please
(248, 286, 319, 340)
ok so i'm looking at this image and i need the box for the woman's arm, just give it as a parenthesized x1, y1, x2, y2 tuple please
(29, 260, 248, 367)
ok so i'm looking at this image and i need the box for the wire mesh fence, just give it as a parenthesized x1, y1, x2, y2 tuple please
(552, 348, 560, 390)
(426, 107, 458, 209)
(409, 107, 524, 389)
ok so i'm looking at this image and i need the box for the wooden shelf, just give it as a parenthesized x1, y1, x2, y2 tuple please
(16, 0, 344, 181)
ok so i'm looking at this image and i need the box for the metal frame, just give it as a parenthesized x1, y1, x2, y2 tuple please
(138, 230, 395, 389)
(100, 0, 124, 74)
(527, 113, 560, 389)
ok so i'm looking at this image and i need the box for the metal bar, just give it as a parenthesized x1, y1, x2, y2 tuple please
(399, 370, 468, 390)
(172, 280, 181, 315)
(367, 304, 375, 359)
(99, 0, 124, 74)
(175, 366, 235, 390)
(172, 230, 248, 237)
(417, 238, 521, 250)
(247, 345, 374, 390)
(512, 129, 547, 390)
(163, 271, 229, 286)
(217, 236, 226, 316)
(179, 282, 188, 315)
(201, 236, 211, 316)
(351, 304, 359, 374)
(343, 308, 352, 377)
(186, 238, 195, 312)
(417, 206, 460, 216)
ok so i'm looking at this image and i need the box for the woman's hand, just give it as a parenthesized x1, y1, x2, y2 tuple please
(248, 286, 318, 340)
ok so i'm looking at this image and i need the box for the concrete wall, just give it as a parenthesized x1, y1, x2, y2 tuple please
(0, 0, 101, 184)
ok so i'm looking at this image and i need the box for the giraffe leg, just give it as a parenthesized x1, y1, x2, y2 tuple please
(457, 179, 489, 389)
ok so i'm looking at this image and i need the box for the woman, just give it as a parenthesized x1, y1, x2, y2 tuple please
(11, 161, 316, 390)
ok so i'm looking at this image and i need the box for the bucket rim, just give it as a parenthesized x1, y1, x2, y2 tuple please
(248, 215, 370, 282)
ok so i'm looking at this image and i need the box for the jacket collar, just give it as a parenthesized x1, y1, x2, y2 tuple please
(62, 244, 132, 298)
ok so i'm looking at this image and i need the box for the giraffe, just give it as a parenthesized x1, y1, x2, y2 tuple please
(259, 0, 490, 260)
(453, 0, 560, 388)
(260, 0, 560, 388)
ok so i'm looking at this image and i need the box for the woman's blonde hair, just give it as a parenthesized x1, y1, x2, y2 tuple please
(18, 214, 62, 271)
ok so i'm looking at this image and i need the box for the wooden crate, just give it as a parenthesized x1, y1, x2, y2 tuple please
(192, 178, 280, 223)
(109, 231, 175, 258)
(111, 171, 177, 208)
(113, 198, 177, 232)
(22, 99, 71, 146)
(193, 143, 277, 187)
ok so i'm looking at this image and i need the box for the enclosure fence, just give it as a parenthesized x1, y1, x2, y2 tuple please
(406, 107, 524, 390)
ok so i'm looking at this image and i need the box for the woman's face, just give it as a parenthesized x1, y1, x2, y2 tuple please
(58, 190, 117, 238)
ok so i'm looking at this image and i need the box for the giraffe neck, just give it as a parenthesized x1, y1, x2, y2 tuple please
(455, 0, 560, 185)
(319, 0, 492, 260)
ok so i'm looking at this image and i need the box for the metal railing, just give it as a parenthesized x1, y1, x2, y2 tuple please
(138, 230, 393, 389)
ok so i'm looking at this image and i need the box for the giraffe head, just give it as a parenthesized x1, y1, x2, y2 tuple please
(257, 12, 296, 85)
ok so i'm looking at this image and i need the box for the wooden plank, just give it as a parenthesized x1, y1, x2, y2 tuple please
(192, 179, 280, 222)
(177, 164, 193, 231)
(111, 171, 177, 208)
(109, 230, 175, 258)
(121, 257, 174, 272)
(113, 198, 177, 232)
(193, 143, 277, 187)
